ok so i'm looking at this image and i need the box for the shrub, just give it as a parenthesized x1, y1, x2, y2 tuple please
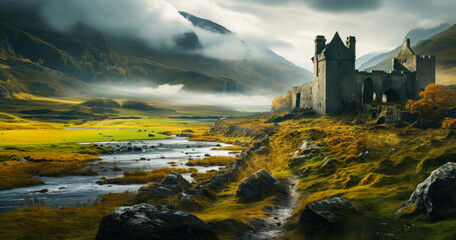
(406, 84, 456, 124)
(442, 118, 456, 133)
(271, 91, 292, 113)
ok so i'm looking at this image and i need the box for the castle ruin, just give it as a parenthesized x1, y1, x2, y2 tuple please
(291, 32, 435, 115)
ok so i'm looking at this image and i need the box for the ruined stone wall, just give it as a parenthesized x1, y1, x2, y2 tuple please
(415, 55, 436, 96)
(354, 70, 415, 103)
(300, 82, 313, 109)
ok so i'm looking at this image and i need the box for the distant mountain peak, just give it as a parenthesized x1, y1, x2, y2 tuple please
(179, 11, 231, 35)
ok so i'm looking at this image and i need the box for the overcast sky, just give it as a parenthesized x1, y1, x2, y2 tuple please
(166, 0, 456, 70)
(6, 0, 455, 71)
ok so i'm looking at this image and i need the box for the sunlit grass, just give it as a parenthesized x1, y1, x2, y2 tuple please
(211, 146, 248, 150)
(0, 192, 135, 240)
(186, 156, 236, 166)
(191, 171, 217, 183)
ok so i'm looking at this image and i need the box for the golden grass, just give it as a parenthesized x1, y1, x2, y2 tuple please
(191, 171, 217, 183)
(0, 192, 134, 240)
(189, 182, 280, 239)
(188, 114, 456, 239)
(0, 152, 102, 190)
(98, 168, 197, 184)
(186, 156, 236, 167)
(211, 146, 248, 151)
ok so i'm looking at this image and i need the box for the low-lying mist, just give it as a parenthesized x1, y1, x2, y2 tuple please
(96, 83, 273, 111)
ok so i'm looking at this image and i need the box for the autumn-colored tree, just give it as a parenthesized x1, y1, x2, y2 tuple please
(271, 91, 292, 113)
(406, 84, 456, 123)
(442, 118, 456, 133)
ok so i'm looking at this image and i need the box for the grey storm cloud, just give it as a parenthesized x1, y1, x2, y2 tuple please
(230, 0, 382, 12)
(305, 0, 382, 12)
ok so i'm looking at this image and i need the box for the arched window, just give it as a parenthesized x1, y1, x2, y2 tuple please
(382, 89, 400, 103)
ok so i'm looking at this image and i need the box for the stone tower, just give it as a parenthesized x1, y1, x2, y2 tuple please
(311, 32, 356, 114)
(393, 38, 435, 98)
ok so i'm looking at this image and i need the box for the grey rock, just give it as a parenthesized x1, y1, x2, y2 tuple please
(32, 188, 48, 193)
(291, 154, 313, 166)
(95, 203, 218, 240)
(141, 172, 192, 196)
(397, 162, 456, 219)
(299, 197, 359, 228)
(236, 169, 288, 202)
(18, 156, 31, 162)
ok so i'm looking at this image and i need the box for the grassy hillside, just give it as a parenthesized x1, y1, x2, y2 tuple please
(0, 8, 311, 98)
(367, 24, 456, 85)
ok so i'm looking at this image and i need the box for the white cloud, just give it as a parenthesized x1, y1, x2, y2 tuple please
(41, 0, 193, 49)
(115, 84, 272, 110)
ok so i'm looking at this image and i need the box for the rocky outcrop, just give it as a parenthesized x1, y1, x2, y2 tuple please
(290, 154, 313, 166)
(397, 162, 456, 219)
(236, 169, 287, 202)
(95, 203, 218, 240)
(299, 197, 359, 229)
(139, 172, 192, 196)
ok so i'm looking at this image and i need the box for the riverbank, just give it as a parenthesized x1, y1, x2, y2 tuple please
(0, 117, 216, 190)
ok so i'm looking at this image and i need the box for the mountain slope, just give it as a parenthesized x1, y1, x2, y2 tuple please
(179, 11, 311, 71)
(359, 24, 451, 70)
(0, 7, 311, 98)
(367, 24, 456, 85)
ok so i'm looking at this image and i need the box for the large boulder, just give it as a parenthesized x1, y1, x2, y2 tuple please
(299, 197, 359, 229)
(142, 172, 192, 196)
(96, 203, 218, 240)
(397, 162, 456, 219)
(236, 169, 287, 202)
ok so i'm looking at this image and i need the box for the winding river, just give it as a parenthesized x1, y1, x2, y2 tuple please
(0, 137, 235, 213)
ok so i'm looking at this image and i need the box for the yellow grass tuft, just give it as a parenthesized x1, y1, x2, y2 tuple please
(186, 156, 236, 167)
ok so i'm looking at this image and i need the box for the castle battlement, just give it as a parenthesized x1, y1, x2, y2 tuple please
(291, 33, 435, 115)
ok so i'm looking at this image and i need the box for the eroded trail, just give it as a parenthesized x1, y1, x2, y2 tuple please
(239, 175, 300, 240)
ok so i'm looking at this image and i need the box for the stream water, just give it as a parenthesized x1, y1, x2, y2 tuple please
(0, 137, 234, 213)
(239, 175, 300, 240)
